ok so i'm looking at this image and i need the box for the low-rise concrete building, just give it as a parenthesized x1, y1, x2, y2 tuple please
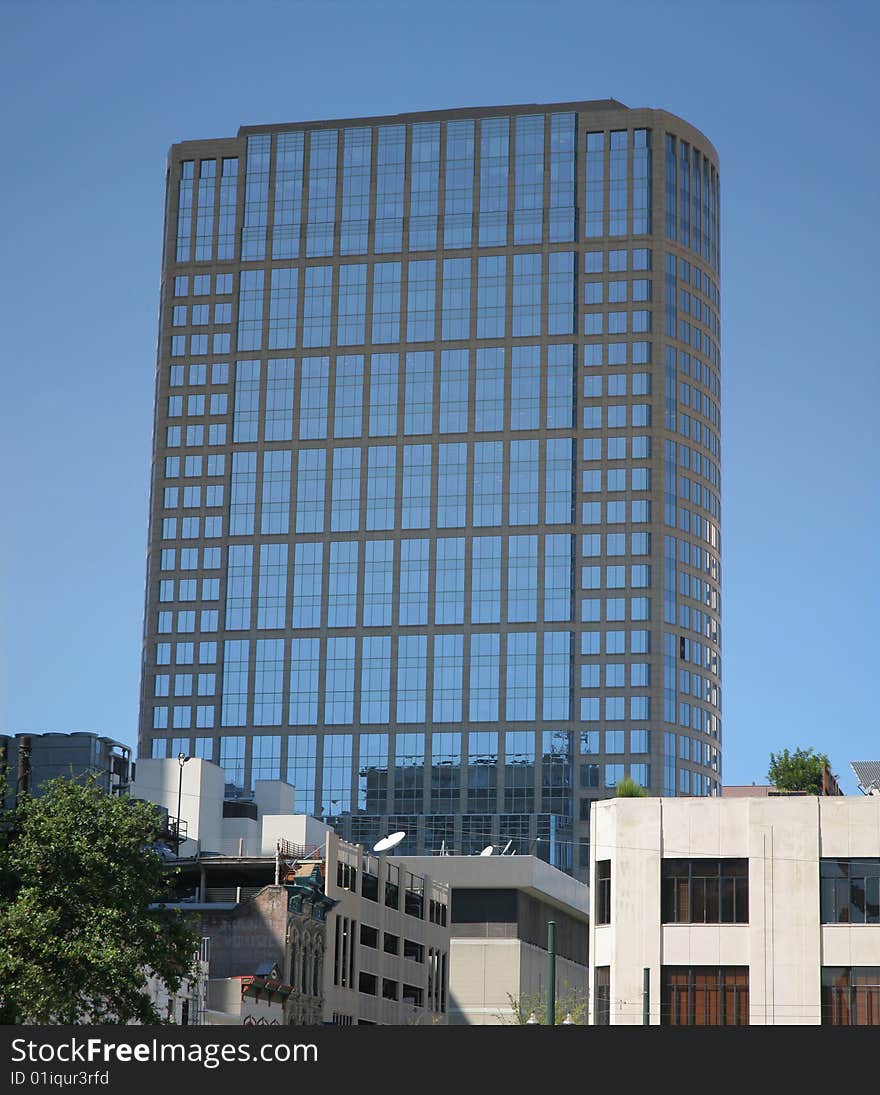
(138, 757, 451, 1025)
(0, 731, 132, 807)
(394, 854, 589, 1024)
(131, 756, 329, 856)
(589, 796, 880, 1025)
(323, 835, 450, 1025)
(198, 874, 333, 1025)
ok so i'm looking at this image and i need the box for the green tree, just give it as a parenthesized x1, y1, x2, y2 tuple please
(500, 981, 589, 1025)
(767, 746, 830, 794)
(616, 776, 648, 798)
(0, 776, 199, 1024)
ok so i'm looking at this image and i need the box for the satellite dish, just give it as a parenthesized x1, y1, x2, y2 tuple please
(479, 845, 495, 856)
(373, 831, 406, 853)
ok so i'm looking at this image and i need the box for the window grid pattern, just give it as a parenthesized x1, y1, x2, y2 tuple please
(146, 105, 724, 867)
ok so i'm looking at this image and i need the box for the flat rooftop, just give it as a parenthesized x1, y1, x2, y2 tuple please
(390, 854, 588, 919)
(238, 98, 630, 136)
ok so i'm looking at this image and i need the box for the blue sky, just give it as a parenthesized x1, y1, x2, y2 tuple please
(1, 0, 877, 793)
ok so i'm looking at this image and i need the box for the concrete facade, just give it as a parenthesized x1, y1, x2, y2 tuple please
(198, 883, 327, 1025)
(131, 756, 332, 856)
(589, 796, 880, 1024)
(323, 833, 451, 1025)
(394, 854, 588, 1023)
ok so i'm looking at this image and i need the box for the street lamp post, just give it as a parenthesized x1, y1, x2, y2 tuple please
(176, 753, 191, 855)
(546, 920, 556, 1026)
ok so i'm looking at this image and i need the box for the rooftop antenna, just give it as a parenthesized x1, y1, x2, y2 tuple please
(501, 840, 513, 855)
(373, 831, 406, 853)
(439, 839, 447, 856)
(479, 844, 495, 856)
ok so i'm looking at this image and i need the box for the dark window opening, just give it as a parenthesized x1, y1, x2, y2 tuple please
(362, 870, 379, 902)
(595, 967, 610, 1025)
(403, 939, 424, 963)
(820, 860, 880, 925)
(595, 860, 611, 925)
(661, 967, 749, 1026)
(661, 859, 748, 923)
(821, 967, 880, 1025)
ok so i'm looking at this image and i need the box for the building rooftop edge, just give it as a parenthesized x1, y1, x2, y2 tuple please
(390, 853, 589, 916)
(235, 98, 629, 135)
(168, 99, 717, 168)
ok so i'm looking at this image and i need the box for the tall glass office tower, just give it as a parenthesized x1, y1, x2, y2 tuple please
(139, 100, 722, 879)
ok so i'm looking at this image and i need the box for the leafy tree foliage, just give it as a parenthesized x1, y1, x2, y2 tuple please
(501, 981, 589, 1025)
(0, 777, 199, 1024)
(616, 776, 648, 798)
(767, 746, 830, 794)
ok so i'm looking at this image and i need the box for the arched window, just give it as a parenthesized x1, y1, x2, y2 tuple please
(313, 945, 322, 997)
(301, 942, 310, 995)
(288, 929, 299, 987)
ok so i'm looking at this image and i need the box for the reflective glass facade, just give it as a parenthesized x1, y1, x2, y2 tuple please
(142, 100, 722, 880)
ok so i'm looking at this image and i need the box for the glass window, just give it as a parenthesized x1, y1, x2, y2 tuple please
(334, 354, 364, 438)
(479, 116, 509, 246)
(435, 538, 465, 623)
(298, 357, 330, 440)
(584, 132, 604, 238)
(272, 132, 303, 259)
(505, 535, 536, 623)
(821, 967, 880, 1026)
(662, 860, 749, 924)
(439, 349, 469, 432)
(399, 539, 429, 625)
(368, 353, 398, 437)
(512, 253, 541, 336)
(444, 118, 474, 248)
(337, 264, 367, 345)
(472, 537, 501, 623)
(328, 541, 359, 628)
(397, 640, 428, 724)
(407, 259, 436, 342)
(662, 967, 749, 1026)
(469, 636, 500, 722)
(402, 445, 432, 529)
(375, 125, 406, 252)
(372, 262, 401, 342)
(514, 114, 543, 244)
(473, 442, 503, 527)
(289, 643, 319, 727)
(437, 443, 467, 527)
(547, 252, 574, 334)
(366, 446, 396, 530)
(361, 636, 391, 723)
(305, 129, 337, 257)
(509, 439, 539, 525)
(340, 127, 370, 255)
(404, 352, 433, 435)
(475, 348, 504, 431)
(441, 258, 470, 340)
(477, 255, 505, 338)
(409, 122, 440, 250)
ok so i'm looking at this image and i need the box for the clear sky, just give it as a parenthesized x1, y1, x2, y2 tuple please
(1, 0, 877, 794)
